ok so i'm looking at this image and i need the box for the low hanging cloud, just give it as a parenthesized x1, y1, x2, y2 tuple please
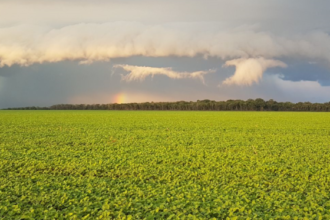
(114, 64, 215, 84)
(1, 22, 330, 67)
(222, 58, 287, 86)
(0, 22, 330, 86)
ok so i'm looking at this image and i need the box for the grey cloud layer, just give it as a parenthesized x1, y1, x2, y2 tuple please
(1, 61, 330, 109)
(1, 0, 329, 33)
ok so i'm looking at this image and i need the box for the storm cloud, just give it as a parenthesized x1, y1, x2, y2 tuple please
(0, 0, 330, 108)
(1, 22, 330, 86)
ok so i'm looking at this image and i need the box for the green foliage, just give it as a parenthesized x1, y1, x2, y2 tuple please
(1, 111, 330, 219)
(4, 99, 330, 111)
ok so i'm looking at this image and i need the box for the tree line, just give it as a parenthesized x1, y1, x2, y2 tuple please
(4, 99, 330, 111)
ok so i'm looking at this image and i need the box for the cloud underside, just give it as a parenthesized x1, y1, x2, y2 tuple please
(0, 22, 329, 86)
(1, 22, 330, 67)
(114, 64, 215, 84)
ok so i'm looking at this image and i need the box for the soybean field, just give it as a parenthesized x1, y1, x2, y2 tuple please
(1, 111, 330, 219)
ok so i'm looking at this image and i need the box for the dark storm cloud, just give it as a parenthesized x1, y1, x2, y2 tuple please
(277, 62, 330, 86)
(1, 0, 330, 108)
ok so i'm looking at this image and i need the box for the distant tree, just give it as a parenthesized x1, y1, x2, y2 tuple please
(4, 99, 330, 112)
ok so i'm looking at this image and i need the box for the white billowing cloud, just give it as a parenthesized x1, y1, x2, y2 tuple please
(115, 64, 215, 84)
(0, 22, 330, 86)
(222, 58, 287, 86)
(1, 22, 330, 67)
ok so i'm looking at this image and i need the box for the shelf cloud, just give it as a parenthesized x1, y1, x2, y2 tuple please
(0, 22, 330, 86)
(1, 23, 330, 67)
(1, 0, 330, 108)
(0, 0, 330, 108)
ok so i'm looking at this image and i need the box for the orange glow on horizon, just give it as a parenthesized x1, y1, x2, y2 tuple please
(114, 93, 126, 104)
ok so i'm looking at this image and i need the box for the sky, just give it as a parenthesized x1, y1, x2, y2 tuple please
(0, 0, 330, 108)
